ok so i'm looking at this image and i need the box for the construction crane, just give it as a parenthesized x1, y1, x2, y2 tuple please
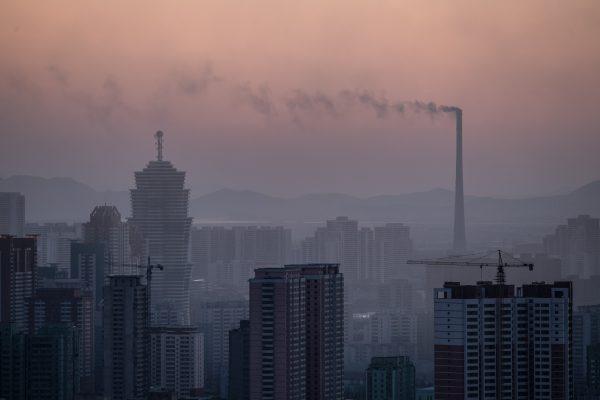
(407, 249, 533, 285)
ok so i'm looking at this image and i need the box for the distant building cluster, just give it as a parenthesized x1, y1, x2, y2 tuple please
(2, 132, 600, 399)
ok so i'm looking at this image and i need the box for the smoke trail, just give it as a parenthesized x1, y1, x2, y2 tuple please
(285, 89, 337, 117)
(235, 83, 276, 118)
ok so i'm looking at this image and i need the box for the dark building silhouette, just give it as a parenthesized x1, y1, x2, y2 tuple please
(228, 320, 250, 400)
(0, 192, 25, 236)
(0, 323, 28, 400)
(28, 324, 79, 400)
(103, 275, 149, 400)
(83, 205, 132, 274)
(129, 131, 192, 325)
(28, 288, 94, 393)
(365, 356, 415, 400)
(0, 235, 36, 332)
(70, 241, 106, 393)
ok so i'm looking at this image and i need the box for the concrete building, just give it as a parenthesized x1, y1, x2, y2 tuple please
(129, 131, 192, 325)
(365, 356, 415, 400)
(149, 326, 204, 398)
(190, 225, 291, 283)
(25, 223, 81, 274)
(228, 320, 250, 400)
(196, 300, 249, 397)
(249, 264, 344, 400)
(0, 192, 25, 236)
(373, 224, 411, 282)
(28, 287, 95, 393)
(28, 324, 79, 400)
(0, 323, 28, 400)
(103, 275, 149, 400)
(0, 235, 36, 332)
(434, 281, 573, 400)
(83, 205, 133, 274)
(544, 215, 600, 278)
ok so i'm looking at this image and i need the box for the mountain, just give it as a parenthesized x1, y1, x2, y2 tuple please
(0, 175, 129, 222)
(2, 174, 600, 224)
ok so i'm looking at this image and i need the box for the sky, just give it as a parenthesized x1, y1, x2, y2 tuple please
(1, 0, 599, 198)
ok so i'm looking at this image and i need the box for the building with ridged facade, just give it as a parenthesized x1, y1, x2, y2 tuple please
(129, 131, 192, 325)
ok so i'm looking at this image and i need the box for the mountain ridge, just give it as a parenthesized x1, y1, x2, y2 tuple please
(1, 175, 599, 224)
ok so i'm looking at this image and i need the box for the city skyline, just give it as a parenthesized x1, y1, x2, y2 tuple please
(1, 2, 599, 399)
(2, 1, 600, 197)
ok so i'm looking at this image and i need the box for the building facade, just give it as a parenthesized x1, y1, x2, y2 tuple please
(365, 356, 415, 400)
(0, 235, 36, 332)
(196, 300, 249, 397)
(103, 275, 149, 400)
(434, 281, 573, 400)
(229, 320, 250, 400)
(0, 192, 25, 236)
(28, 287, 94, 393)
(249, 264, 344, 400)
(149, 326, 204, 398)
(129, 132, 192, 325)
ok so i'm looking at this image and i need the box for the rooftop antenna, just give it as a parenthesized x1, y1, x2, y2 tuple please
(155, 130, 164, 161)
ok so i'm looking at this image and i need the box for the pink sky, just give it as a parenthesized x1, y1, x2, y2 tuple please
(1, 0, 599, 197)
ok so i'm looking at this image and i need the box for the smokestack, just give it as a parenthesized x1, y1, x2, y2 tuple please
(453, 109, 466, 252)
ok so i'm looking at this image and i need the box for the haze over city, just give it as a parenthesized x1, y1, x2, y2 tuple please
(2, 2, 600, 400)
(2, 0, 599, 197)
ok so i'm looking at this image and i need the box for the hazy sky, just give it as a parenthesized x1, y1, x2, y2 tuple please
(1, 1, 599, 197)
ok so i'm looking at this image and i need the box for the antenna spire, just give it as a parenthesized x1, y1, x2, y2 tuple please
(154, 130, 164, 161)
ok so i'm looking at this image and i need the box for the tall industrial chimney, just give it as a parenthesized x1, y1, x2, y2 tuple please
(453, 109, 466, 252)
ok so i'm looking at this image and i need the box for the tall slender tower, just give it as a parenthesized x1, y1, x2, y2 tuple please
(453, 109, 466, 253)
(129, 131, 192, 325)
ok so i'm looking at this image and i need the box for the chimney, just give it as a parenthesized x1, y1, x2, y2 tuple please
(453, 109, 466, 252)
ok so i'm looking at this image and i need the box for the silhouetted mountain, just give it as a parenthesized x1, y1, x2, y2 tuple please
(0, 175, 129, 222)
(2, 175, 600, 224)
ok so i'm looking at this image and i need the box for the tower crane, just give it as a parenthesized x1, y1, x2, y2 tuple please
(407, 250, 533, 285)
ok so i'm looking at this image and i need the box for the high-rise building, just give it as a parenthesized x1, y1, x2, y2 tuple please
(373, 224, 411, 282)
(572, 304, 600, 397)
(129, 131, 192, 325)
(196, 300, 249, 397)
(0, 323, 28, 400)
(28, 288, 94, 393)
(434, 281, 573, 400)
(28, 324, 79, 400)
(304, 219, 411, 284)
(302, 217, 359, 282)
(83, 205, 133, 274)
(70, 241, 107, 393)
(365, 356, 415, 400)
(103, 275, 149, 400)
(587, 344, 600, 396)
(544, 215, 600, 278)
(229, 320, 250, 400)
(0, 235, 36, 332)
(0, 323, 79, 400)
(249, 264, 344, 400)
(25, 223, 81, 273)
(190, 225, 291, 282)
(0, 192, 25, 236)
(149, 326, 204, 398)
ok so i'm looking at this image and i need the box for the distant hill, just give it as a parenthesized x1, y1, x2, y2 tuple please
(1, 174, 599, 224)
(0, 175, 129, 222)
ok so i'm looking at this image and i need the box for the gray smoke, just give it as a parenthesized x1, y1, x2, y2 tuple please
(173, 64, 220, 96)
(46, 65, 138, 128)
(235, 83, 276, 118)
